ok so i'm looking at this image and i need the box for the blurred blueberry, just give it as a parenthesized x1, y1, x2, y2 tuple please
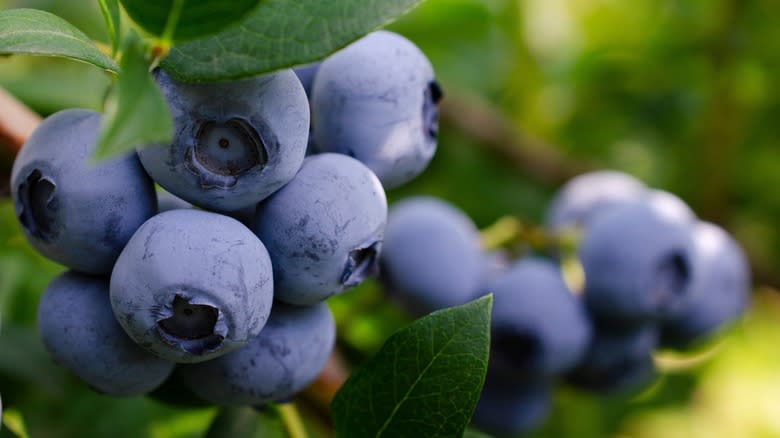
(156, 190, 192, 213)
(661, 221, 750, 348)
(111, 209, 274, 363)
(644, 189, 696, 225)
(485, 257, 592, 380)
(252, 153, 387, 305)
(471, 373, 551, 436)
(312, 31, 441, 189)
(566, 323, 658, 394)
(545, 170, 646, 233)
(380, 196, 483, 315)
(138, 68, 309, 212)
(579, 202, 694, 324)
(178, 301, 335, 405)
(11, 109, 156, 274)
(38, 271, 174, 396)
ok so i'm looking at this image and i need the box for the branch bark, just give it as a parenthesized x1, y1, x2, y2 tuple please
(0, 87, 41, 154)
(439, 89, 593, 186)
(0, 87, 42, 196)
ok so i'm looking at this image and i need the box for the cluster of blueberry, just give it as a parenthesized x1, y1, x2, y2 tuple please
(9, 30, 440, 406)
(380, 171, 751, 435)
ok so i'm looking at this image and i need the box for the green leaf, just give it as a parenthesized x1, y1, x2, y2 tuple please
(95, 32, 173, 160)
(0, 8, 118, 72)
(205, 406, 286, 438)
(119, 0, 262, 42)
(161, 0, 424, 83)
(331, 294, 493, 438)
(463, 427, 493, 438)
(2, 409, 30, 438)
(97, 0, 121, 55)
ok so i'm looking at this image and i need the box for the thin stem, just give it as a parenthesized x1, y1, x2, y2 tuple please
(160, 0, 185, 46)
(276, 402, 309, 438)
(0, 88, 41, 155)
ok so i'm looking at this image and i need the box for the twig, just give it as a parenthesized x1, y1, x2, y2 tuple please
(0, 87, 41, 155)
(276, 403, 309, 438)
(439, 89, 593, 185)
(0, 87, 41, 196)
(300, 351, 349, 419)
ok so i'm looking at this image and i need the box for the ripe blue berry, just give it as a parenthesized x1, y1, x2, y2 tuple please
(252, 153, 387, 305)
(546, 170, 646, 232)
(178, 302, 335, 406)
(644, 189, 696, 225)
(380, 197, 483, 315)
(566, 324, 658, 394)
(579, 202, 694, 324)
(138, 68, 309, 212)
(110, 209, 274, 363)
(485, 257, 591, 379)
(312, 31, 441, 189)
(294, 62, 320, 98)
(11, 109, 156, 274)
(661, 221, 750, 347)
(156, 190, 192, 213)
(38, 271, 174, 396)
(471, 374, 551, 436)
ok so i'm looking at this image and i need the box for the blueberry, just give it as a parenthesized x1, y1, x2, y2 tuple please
(566, 324, 658, 394)
(661, 221, 750, 347)
(471, 374, 551, 436)
(147, 367, 211, 408)
(311, 30, 441, 189)
(380, 197, 483, 315)
(644, 189, 696, 225)
(178, 301, 335, 406)
(485, 257, 591, 379)
(546, 170, 647, 232)
(138, 68, 309, 212)
(294, 62, 322, 156)
(294, 62, 321, 99)
(110, 209, 274, 363)
(579, 202, 694, 324)
(37, 271, 174, 396)
(156, 190, 192, 213)
(252, 153, 387, 305)
(10, 109, 156, 274)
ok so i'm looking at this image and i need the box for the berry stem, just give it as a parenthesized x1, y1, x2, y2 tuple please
(160, 0, 185, 47)
(0, 87, 41, 154)
(276, 402, 309, 438)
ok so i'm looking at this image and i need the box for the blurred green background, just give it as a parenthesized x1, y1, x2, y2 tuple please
(2, 0, 780, 437)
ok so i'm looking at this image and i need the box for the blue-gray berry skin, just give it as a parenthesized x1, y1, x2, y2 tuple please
(312, 30, 441, 189)
(179, 302, 335, 406)
(485, 257, 592, 380)
(157, 190, 192, 213)
(11, 109, 156, 274)
(38, 271, 174, 396)
(147, 367, 211, 408)
(661, 221, 750, 348)
(252, 153, 387, 305)
(566, 324, 658, 394)
(546, 170, 646, 232)
(294, 62, 321, 98)
(380, 197, 483, 315)
(644, 189, 696, 225)
(579, 202, 694, 324)
(138, 68, 309, 212)
(110, 209, 274, 363)
(471, 374, 551, 436)
(295, 62, 322, 156)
